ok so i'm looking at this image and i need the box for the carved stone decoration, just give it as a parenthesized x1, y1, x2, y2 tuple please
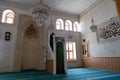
(14, 15, 44, 72)
(97, 17, 120, 42)
(25, 24, 38, 38)
(65, 33, 76, 41)
(68, 35, 73, 39)
(55, 37, 65, 42)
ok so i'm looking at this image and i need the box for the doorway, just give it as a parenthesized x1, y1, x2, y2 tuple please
(55, 37, 66, 74)
(56, 42, 65, 74)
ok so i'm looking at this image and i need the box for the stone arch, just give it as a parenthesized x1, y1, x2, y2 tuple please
(14, 15, 44, 71)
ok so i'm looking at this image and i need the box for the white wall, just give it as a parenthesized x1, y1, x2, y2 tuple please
(45, 12, 82, 68)
(0, 3, 29, 72)
(80, 0, 119, 57)
(0, 2, 82, 72)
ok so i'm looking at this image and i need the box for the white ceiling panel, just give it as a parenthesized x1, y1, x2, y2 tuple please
(1, 0, 96, 15)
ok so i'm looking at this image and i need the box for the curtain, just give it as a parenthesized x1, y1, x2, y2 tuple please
(116, 0, 120, 18)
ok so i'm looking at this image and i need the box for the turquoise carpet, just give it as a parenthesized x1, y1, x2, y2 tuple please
(0, 68, 120, 80)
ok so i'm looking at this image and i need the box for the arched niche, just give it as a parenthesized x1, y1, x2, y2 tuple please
(14, 14, 45, 71)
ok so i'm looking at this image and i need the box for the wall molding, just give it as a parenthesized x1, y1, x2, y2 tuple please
(0, 1, 28, 10)
(82, 57, 120, 72)
(80, 0, 104, 18)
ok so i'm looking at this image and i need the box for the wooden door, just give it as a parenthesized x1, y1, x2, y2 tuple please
(56, 42, 65, 74)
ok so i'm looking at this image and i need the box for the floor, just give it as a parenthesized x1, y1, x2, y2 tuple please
(0, 68, 120, 80)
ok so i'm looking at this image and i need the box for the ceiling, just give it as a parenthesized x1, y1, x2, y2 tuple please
(1, 0, 96, 16)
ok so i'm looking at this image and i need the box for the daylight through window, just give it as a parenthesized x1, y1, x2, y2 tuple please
(2, 9, 15, 24)
(66, 42, 77, 61)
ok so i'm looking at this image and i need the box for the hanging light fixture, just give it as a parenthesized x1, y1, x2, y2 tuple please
(90, 18, 97, 32)
(89, 0, 97, 32)
(31, 0, 50, 26)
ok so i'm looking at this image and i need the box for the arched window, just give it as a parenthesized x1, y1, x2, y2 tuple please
(65, 20, 72, 31)
(1, 9, 15, 24)
(56, 18, 64, 30)
(73, 22, 79, 32)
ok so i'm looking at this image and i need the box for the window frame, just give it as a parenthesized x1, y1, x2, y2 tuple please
(65, 20, 72, 31)
(66, 42, 77, 61)
(1, 9, 15, 24)
(56, 18, 64, 30)
(73, 22, 79, 32)
(55, 18, 80, 32)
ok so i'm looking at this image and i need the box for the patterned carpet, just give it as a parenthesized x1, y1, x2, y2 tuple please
(0, 68, 120, 80)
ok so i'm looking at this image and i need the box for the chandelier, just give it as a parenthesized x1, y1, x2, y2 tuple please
(89, 0, 97, 32)
(90, 18, 97, 32)
(31, 0, 50, 26)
